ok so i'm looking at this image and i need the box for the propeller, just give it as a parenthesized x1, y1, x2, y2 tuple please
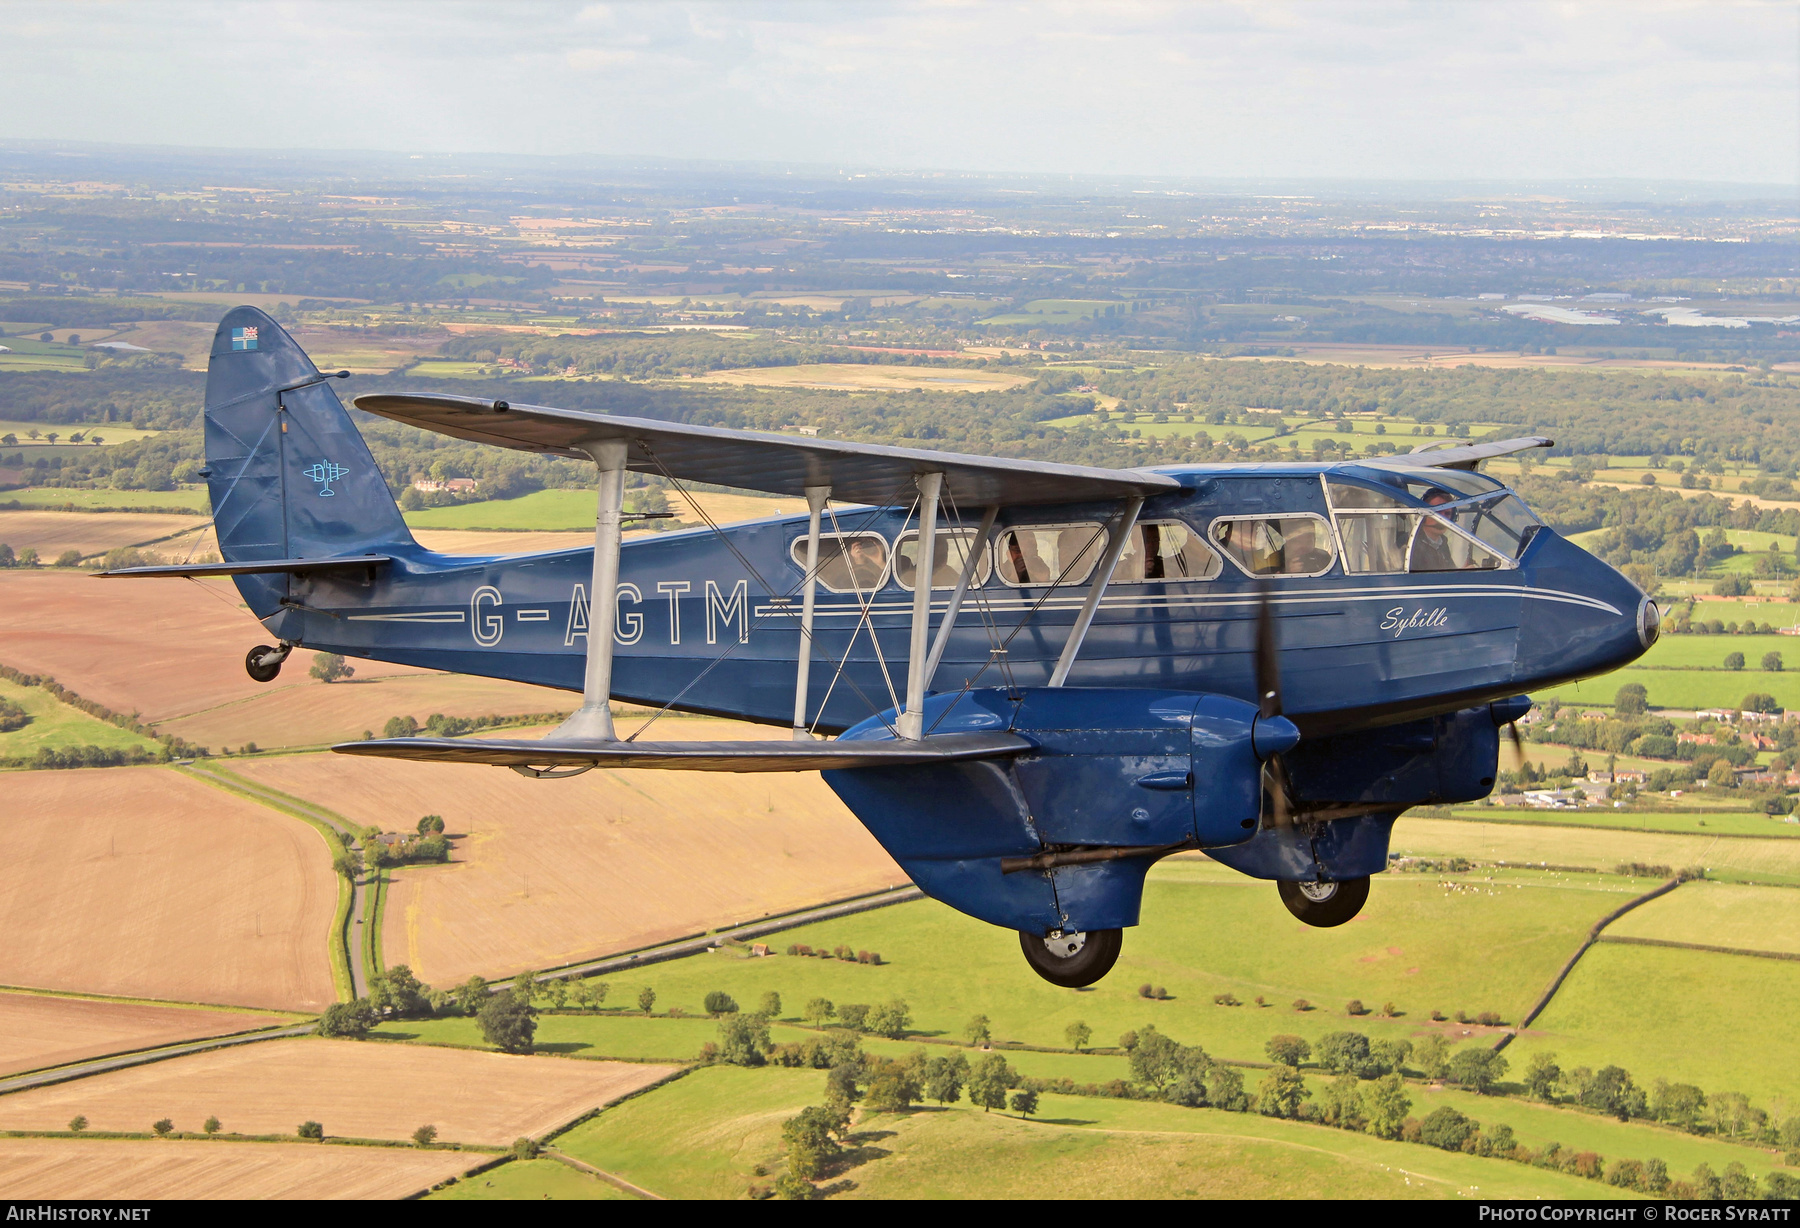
(1255, 585, 1299, 828)
(1489, 695, 1534, 780)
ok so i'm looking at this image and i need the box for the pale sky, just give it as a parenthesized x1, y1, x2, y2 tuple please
(2, 0, 1795, 184)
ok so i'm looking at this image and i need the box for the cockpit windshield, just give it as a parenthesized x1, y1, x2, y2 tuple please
(1325, 466, 1541, 571)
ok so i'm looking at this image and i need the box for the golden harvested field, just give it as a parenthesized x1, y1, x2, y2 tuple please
(0, 993, 282, 1078)
(0, 1139, 477, 1200)
(0, 767, 338, 1010)
(235, 723, 907, 985)
(0, 1038, 677, 1145)
(666, 490, 799, 523)
(696, 363, 1029, 393)
(0, 570, 422, 723)
(160, 671, 570, 751)
(413, 529, 594, 555)
(1394, 816, 1800, 880)
(0, 511, 207, 560)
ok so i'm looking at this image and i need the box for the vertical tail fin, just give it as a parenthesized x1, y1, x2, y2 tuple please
(203, 306, 413, 563)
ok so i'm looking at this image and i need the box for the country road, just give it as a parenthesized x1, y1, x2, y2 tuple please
(185, 767, 373, 999)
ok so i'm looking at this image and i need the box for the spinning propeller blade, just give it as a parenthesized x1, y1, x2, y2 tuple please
(1256, 585, 1297, 828)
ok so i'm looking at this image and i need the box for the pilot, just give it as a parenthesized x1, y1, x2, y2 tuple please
(845, 536, 889, 589)
(1410, 489, 1463, 572)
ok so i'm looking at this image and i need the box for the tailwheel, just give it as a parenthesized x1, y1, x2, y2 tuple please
(1277, 876, 1370, 928)
(1018, 928, 1122, 987)
(245, 644, 288, 683)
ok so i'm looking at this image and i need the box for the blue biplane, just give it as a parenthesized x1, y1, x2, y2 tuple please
(107, 308, 1657, 985)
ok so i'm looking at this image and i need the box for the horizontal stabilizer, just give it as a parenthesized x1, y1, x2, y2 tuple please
(1369, 435, 1554, 472)
(94, 554, 391, 579)
(331, 731, 1033, 773)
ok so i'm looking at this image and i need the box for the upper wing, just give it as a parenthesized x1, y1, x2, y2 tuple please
(353, 392, 1180, 507)
(1367, 436, 1554, 473)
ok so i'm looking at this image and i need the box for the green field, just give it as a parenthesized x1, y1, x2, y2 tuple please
(442, 862, 1636, 1066)
(1634, 633, 1797, 670)
(1507, 943, 1800, 1104)
(0, 420, 161, 447)
(1547, 666, 1800, 712)
(403, 489, 600, 531)
(426, 1157, 630, 1201)
(1453, 807, 1800, 840)
(0, 486, 210, 512)
(979, 300, 1126, 326)
(0, 677, 164, 761)
(1607, 878, 1800, 955)
(548, 1065, 1614, 1200)
(1404, 1084, 1783, 1177)
(399, 360, 498, 380)
(1394, 815, 1800, 884)
(0, 340, 89, 372)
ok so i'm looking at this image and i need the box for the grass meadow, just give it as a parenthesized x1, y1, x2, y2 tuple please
(0, 677, 164, 760)
(427, 1158, 629, 1201)
(1506, 943, 1800, 1104)
(546, 1064, 1616, 1200)
(1450, 807, 1800, 841)
(0, 486, 209, 512)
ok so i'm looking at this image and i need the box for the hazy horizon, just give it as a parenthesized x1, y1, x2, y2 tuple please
(2, 1, 1795, 186)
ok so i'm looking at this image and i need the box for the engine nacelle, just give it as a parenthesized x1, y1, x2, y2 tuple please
(824, 687, 1275, 937)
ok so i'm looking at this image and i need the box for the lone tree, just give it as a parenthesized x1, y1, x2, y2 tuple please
(1765, 652, 1785, 673)
(309, 652, 354, 683)
(759, 991, 782, 1018)
(152, 1118, 174, 1137)
(1725, 651, 1746, 670)
(803, 997, 834, 1024)
(1010, 1089, 1040, 1119)
(637, 987, 657, 1014)
(203, 1116, 221, 1135)
(412, 1124, 438, 1148)
(1064, 1020, 1092, 1052)
(477, 991, 537, 1055)
(968, 1054, 1019, 1112)
(68, 1116, 87, 1133)
(1614, 683, 1648, 717)
(297, 1121, 324, 1140)
(704, 990, 739, 1016)
(964, 1014, 992, 1047)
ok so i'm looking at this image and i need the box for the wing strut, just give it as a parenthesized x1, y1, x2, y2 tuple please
(923, 504, 999, 688)
(899, 472, 944, 740)
(1048, 497, 1143, 688)
(558, 439, 628, 742)
(791, 484, 831, 741)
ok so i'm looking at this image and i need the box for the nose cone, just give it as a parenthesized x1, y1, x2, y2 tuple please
(1515, 530, 1654, 689)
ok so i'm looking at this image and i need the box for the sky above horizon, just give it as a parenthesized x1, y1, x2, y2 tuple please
(2, 0, 1795, 185)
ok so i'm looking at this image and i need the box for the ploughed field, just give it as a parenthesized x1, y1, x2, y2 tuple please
(0, 766, 339, 1010)
(0, 993, 284, 1078)
(0, 1037, 676, 1146)
(0, 1139, 479, 1201)
(234, 723, 907, 985)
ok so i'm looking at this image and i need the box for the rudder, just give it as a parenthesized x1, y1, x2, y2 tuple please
(203, 306, 412, 564)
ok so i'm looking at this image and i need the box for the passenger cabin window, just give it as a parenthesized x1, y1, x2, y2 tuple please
(894, 527, 993, 591)
(995, 524, 1107, 587)
(789, 532, 890, 593)
(1113, 520, 1221, 583)
(1327, 480, 1417, 574)
(1210, 515, 1335, 577)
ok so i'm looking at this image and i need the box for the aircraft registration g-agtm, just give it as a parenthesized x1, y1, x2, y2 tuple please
(109, 309, 1658, 985)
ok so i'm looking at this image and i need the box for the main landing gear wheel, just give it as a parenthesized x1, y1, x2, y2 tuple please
(1277, 876, 1370, 928)
(245, 644, 288, 683)
(1018, 928, 1122, 988)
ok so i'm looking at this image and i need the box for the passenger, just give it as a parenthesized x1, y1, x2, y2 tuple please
(1281, 521, 1333, 574)
(845, 536, 889, 589)
(1004, 531, 1050, 585)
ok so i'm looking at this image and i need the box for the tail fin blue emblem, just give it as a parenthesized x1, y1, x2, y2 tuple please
(305, 460, 348, 496)
(230, 326, 259, 351)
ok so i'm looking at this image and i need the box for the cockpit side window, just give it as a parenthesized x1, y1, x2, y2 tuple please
(1326, 472, 1539, 569)
(1210, 514, 1335, 578)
